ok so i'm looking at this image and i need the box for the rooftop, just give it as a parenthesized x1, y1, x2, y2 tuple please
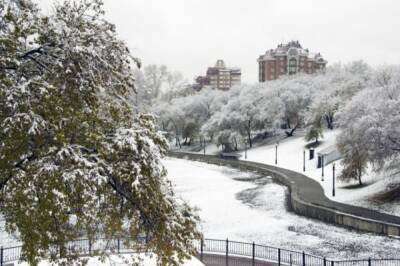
(258, 41, 326, 63)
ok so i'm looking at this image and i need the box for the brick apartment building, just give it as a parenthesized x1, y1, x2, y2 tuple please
(257, 41, 327, 81)
(195, 60, 241, 90)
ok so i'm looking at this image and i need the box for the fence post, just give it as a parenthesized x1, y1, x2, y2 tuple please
(323, 257, 326, 266)
(226, 238, 229, 266)
(290, 254, 293, 266)
(278, 248, 281, 266)
(200, 238, 204, 261)
(302, 251, 305, 266)
(331, 261, 334, 266)
(368, 257, 372, 266)
(252, 242, 255, 266)
(1, 246, 3, 266)
(117, 238, 120, 254)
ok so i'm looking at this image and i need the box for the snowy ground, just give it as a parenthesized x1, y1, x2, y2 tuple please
(182, 130, 400, 216)
(164, 157, 400, 259)
(0, 217, 20, 247)
(228, 129, 400, 216)
(15, 254, 203, 266)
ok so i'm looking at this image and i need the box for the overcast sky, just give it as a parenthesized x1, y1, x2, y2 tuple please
(37, 0, 400, 83)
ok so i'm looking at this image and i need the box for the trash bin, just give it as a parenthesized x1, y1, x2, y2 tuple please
(309, 149, 315, 160)
(317, 155, 322, 168)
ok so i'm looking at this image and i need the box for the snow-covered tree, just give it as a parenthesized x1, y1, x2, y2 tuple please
(153, 60, 382, 154)
(336, 65, 400, 185)
(0, 1, 200, 265)
(305, 116, 324, 144)
(200, 85, 262, 148)
(274, 79, 311, 136)
(133, 65, 190, 112)
(337, 127, 369, 185)
(154, 87, 226, 146)
(163, 71, 190, 101)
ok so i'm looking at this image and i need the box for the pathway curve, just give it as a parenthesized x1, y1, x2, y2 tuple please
(168, 152, 400, 237)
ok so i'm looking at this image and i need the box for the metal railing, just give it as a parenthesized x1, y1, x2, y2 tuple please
(196, 238, 400, 266)
(1, 238, 400, 266)
(0, 237, 146, 265)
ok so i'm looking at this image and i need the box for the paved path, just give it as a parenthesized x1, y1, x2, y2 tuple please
(245, 159, 400, 225)
(168, 152, 400, 235)
(197, 254, 275, 266)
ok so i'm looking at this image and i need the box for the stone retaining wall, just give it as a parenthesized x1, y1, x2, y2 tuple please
(168, 152, 400, 237)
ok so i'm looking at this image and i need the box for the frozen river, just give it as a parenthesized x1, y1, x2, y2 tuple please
(164, 157, 400, 259)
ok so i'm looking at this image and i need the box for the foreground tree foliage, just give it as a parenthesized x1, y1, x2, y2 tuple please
(0, 0, 200, 265)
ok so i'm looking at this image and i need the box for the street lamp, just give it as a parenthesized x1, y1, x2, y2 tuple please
(332, 163, 336, 197)
(321, 155, 325, 181)
(275, 142, 279, 165)
(244, 139, 248, 159)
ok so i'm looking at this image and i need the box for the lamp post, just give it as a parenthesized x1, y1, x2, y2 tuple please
(332, 163, 336, 197)
(244, 139, 248, 159)
(275, 142, 279, 165)
(203, 137, 206, 155)
(303, 150, 306, 172)
(321, 155, 325, 181)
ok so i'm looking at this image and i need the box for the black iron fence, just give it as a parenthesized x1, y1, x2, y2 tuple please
(0, 237, 146, 265)
(1, 238, 400, 266)
(195, 239, 400, 266)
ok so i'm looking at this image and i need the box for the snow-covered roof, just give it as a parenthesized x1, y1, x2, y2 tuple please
(258, 41, 326, 63)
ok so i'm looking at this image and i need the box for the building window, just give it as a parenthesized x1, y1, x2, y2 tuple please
(288, 58, 297, 75)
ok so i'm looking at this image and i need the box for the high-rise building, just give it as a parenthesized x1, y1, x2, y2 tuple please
(257, 41, 327, 82)
(195, 60, 241, 90)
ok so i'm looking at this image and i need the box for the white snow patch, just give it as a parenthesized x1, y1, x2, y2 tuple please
(16, 254, 203, 266)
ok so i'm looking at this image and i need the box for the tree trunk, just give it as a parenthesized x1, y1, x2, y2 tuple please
(247, 131, 252, 148)
(177, 137, 181, 149)
(286, 117, 292, 129)
(325, 115, 334, 130)
(285, 124, 298, 137)
(233, 137, 238, 151)
(247, 120, 252, 148)
(175, 127, 179, 147)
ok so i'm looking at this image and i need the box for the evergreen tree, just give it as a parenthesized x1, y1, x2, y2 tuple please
(305, 116, 324, 144)
(0, 0, 200, 265)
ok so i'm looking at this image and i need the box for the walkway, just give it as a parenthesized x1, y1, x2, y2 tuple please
(168, 152, 400, 236)
(198, 254, 275, 266)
